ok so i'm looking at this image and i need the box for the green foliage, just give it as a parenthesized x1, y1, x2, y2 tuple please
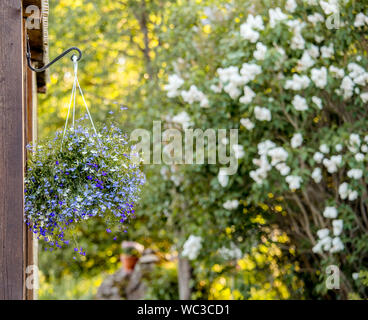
(143, 264, 179, 300)
(38, 0, 368, 300)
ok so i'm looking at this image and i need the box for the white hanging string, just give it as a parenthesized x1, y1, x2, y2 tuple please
(61, 55, 101, 150)
(72, 57, 78, 127)
(61, 63, 77, 151)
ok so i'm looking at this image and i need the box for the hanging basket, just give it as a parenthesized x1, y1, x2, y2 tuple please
(24, 57, 145, 256)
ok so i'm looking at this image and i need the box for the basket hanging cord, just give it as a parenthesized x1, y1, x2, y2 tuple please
(61, 56, 100, 150)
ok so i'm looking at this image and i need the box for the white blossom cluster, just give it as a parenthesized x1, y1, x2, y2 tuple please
(181, 85, 209, 108)
(216, 63, 262, 101)
(218, 242, 243, 261)
(313, 206, 344, 254)
(182, 235, 202, 260)
(223, 199, 239, 210)
(166, 111, 193, 129)
(249, 140, 304, 188)
(164, 2, 368, 259)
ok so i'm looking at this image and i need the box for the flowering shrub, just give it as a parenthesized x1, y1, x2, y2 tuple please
(159, 0, 368, 298)
(25, 123, 145, 257)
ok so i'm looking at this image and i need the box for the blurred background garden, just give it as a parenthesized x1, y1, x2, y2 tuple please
(37, 0, 368, 300)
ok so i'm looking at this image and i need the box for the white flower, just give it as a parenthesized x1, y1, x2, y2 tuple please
(218, 243, 243, 261)
(335, 144, 343, 152)
(349, 133, 361, 153)
(171, 111, 193, 129)
(338, 182, 349, 200)
(347, 168, 363, 180)
(312, 96, 323, 109)
(322, 155, 341, 173)
(181, 85, 208, 107)
(320, 144, 330, 154)
(285, 0, 297, 12)
(332, 219, 343, 236)
(311, 67, 328, 88)
(291, 133, 303, 148)
(218, 66, 240, 83)
(268, 147, 288, 166)
(355, 153, 364, 162)
(275, 162, 290, 176)
(258, 140, 276, 155)
(250, 168, 266, 184)
(354, 13, 368, 28)
(182, 235, 202, 260)
(285, 175, 302, 190)
(317, 228, 330, 239)
(312, 167, 322, 183)
(253, 42, 267, 60)
(239, 86, 256, 104)
(348, 190, 358, 201)
(254, 106, 272, 121)
(285, 74, 310, 91)
(360, 92, 368, 103)
(340, 76, 355, 100)
(223, 199, 239, 210)
(246, 14, 265, 30)
(321, 43, 334, 59)
(361, 144, 368, 153)
(320, 236, 332, 251)
(297, 51, 315, 71)
(240, 118, 255, 130)
(348, 63, 368, 85)
(224, 82, 242, 99)
(314, 35, 324, 43)
(352, 273, 359, 280)
(232, 144, 245, 159)
(330, 236, 344, 253)
(329, 65, 345, 78)
(210, 83, 222, 93)
(291, 32, 305, 50)
(164, 74, 184, 97)
(292, 95, 309, 111)
(240, 23, 259, 43)
(307, 13, 324, 25)
(218, 168, 229, 187)
(323, 206, 338, 219)
(313, 151, 324, 163)
(251, 154, 272, 184)
(240, 63, 262, 83)
(307, 45, 320, 59)
(312, 242, 323, 254)
(320, 0, 339, 15)
(269, 7, 288, 28)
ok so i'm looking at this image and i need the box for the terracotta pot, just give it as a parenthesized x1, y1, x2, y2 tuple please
(120, 254, 139, 272)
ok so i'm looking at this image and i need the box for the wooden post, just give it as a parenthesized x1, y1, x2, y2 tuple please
(0, 0, 26, 300)
(178, 256, 192, 300)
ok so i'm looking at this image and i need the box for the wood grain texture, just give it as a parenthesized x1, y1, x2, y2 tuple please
(0, 0, 25, 300)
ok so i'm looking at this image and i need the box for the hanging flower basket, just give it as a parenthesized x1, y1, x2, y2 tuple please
(25, 123, 145, 255)
(24, 57, 145, 257)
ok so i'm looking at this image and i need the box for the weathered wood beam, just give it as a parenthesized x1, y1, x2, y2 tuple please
(0, 0, 25, 300)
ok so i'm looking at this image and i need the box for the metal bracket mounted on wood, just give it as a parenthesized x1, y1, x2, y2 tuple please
(26, 34, 82, 72)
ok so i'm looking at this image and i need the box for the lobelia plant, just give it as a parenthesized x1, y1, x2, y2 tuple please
(25, 121, 146, 258)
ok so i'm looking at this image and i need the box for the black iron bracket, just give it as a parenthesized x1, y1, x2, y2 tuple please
(26, 34, 82, 72)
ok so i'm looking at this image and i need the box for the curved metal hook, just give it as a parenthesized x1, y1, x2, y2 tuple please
(26, 35, 82, 73)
